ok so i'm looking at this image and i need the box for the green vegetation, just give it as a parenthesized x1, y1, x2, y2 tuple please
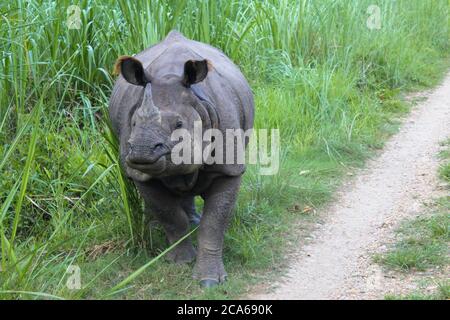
(0, 0, 448, 299)
(375, 204, 449, 271)
(376, 140, 450, 300)
(385, 281, 449, 300)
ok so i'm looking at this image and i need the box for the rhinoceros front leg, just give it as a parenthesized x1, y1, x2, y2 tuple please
(194, 175, 241, 287)
(134, 180, 197, 264)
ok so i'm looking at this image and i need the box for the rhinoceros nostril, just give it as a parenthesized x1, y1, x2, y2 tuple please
(153, 143, 164, 150)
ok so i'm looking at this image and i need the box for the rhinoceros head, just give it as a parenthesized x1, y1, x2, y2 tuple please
(115, 56, 213, 180)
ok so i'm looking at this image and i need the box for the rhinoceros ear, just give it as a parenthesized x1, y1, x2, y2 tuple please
(114, 56, 150, 86)
(182, 59, 210, 87)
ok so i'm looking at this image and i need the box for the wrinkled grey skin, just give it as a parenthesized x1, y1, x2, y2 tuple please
(109, 31, 254, 287)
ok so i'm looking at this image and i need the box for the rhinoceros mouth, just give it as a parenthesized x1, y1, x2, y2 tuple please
(127, 156, 164, 166)
(126, 144, 170, 164)
(126, 155, 167, 175)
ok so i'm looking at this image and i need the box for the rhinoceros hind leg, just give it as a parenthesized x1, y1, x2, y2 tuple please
(182, 196, 202, 226)
(189, 212, 201, 226)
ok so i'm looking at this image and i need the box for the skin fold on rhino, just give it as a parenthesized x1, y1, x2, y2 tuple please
(109, 30, 254, 287)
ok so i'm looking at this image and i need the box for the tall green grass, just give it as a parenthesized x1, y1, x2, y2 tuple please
(0, 0, 448, 299)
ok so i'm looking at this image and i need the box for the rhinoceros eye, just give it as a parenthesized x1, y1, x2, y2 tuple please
(175, 120, 183, 129)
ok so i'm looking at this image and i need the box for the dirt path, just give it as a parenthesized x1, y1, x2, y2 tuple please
(251, 73, 450, 300)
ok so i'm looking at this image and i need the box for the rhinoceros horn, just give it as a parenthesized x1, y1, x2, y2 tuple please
(138, 84, 161, 122)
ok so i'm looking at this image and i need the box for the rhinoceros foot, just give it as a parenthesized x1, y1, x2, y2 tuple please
(193, 254, 228, 288)
(199, 279, 219, 288)
(166, 242, 197, 264)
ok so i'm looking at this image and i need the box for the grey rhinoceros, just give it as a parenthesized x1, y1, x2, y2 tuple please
(109, 30, 254, 287)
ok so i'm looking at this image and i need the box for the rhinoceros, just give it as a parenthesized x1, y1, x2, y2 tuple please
(109, 30, 254, 287)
